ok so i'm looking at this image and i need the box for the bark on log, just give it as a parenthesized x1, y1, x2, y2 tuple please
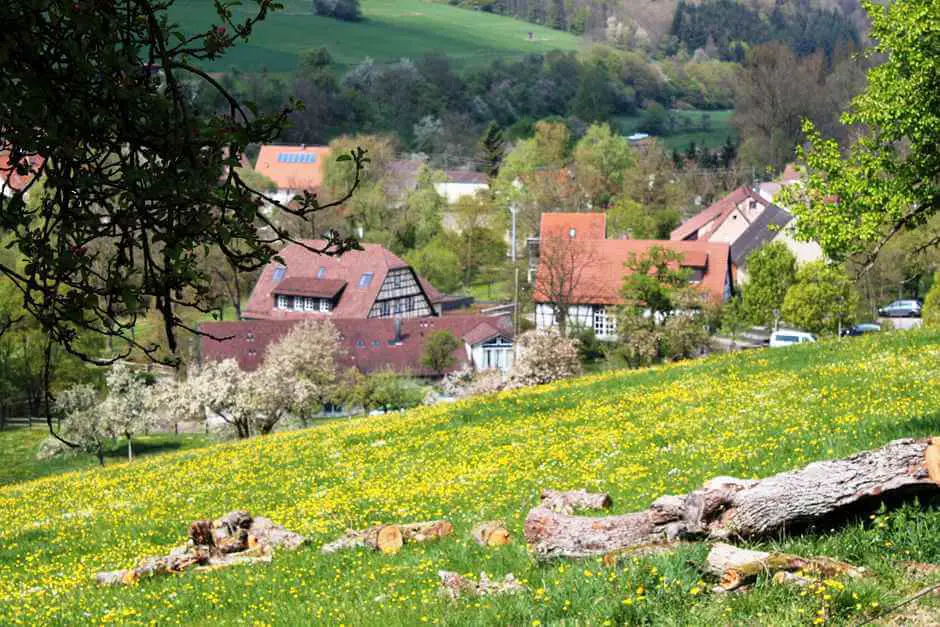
(525, 438, 939, 560)
(705, 542, 862, 591)
(321, 520, 452, 555)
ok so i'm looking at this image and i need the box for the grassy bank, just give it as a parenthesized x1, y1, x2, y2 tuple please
(615, 109, 736, 150)
(1, 330, 938, 624)
(170, 0, 582, 74)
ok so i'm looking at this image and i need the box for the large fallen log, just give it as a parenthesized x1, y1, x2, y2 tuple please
(704, 542, 863, 591)
(321, 520, 453, 555)
(525, 437, 940, 560)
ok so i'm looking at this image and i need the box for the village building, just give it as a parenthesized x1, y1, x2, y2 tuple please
(670, 185, 823, 283)
(532, 213, 731, 340)
(253, 144, 330, 203)
(434, 170, 489, 204)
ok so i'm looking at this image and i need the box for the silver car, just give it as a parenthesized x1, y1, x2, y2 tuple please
(878, 299, 922, 318)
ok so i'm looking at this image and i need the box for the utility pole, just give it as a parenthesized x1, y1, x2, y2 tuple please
(509, 203, 517, 263)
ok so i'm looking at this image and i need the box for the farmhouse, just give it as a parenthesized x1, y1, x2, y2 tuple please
(670, 185, 823, 282)
(253, 144, 330, 203)
(434, 169, 489, 204)
(199, 315, 514, 377)
(243, 240, 467, 321)
(533, 213, 731, 339)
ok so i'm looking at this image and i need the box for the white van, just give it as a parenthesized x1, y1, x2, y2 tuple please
(769, 330, 817, 347)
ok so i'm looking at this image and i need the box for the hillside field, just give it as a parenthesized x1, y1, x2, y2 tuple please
(615, 109, 737, 150)
(1, 331, 939, 624)
(169, 0, 583, 73)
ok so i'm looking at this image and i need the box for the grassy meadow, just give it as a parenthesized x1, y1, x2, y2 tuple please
(169, 0, 583, 73)
(615, 109, 737, 150)
(1, 330, 939, 624)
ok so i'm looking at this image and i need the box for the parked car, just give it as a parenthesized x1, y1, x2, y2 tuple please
(841, 323, 881, 337)
(769, 330, 817, 348)
(878, 299, 922, 318)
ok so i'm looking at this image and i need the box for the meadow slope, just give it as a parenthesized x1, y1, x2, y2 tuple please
(170, 0, 582, 73)
(1, 331, 939, 625)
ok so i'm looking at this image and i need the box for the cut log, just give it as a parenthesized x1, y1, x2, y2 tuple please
(705, 542, 862, 591)
(96, 511, 304, 585)
(438, 571, 526, 600)
(321, 520, 452, 555)
(525, 438, 939, 560)
(470, 521, 511, 547)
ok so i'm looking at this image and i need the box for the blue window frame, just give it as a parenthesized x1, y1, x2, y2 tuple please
(357, 272, 374, 288)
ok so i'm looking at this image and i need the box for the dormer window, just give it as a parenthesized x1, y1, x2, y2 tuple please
(292, 297, 304, 312)
(304, 297, 316, 311)
(276, 294, 288, 309)
(687, 268, 706, 283)
(319, 299, 331, 313)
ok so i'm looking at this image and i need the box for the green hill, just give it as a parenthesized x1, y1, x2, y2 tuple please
(1, 331, 939, 624)
(170, 0, 583, 73)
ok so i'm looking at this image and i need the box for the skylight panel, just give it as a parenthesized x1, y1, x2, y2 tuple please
(357, 272, 374, 288)
(272, 266, 286, 282)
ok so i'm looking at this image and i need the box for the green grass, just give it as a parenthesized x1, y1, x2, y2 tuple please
(615, 109, 737, 150)
(0, 428, 210, 487)
(170, 0, 583, 74)
(1, 330, 939, 624)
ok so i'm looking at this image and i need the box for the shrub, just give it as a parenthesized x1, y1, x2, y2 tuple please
(507, 330, 581, 388)
(923, 273, 940, 328)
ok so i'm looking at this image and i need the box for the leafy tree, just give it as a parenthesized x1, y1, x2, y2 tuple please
(405, 238, 463, 294)
(354, 369, 425, 414)
(741, 242, 798, 327)
(322, 134, 396, 235)
(421, 331, 461, 375)
(97, 364, 153, 461)
(781, 261, 859, 334)
(614, 247, 710, 367)
(49, 385, 107, 465)
(923, 273, 940, 328)
(312, 0, 362, 21)
(571, 124, 633, 209)
(783, 0, 940, 264)
(0, 0, 365, 368)
(477, 122, 506, 180)
(606, 145, 685, 239)
(447, 193, 507, 286)
(392, 167, 445, 253)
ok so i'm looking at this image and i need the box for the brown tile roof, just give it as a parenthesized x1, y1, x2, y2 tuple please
(443, 170, 488, 184)
(244, 240, 443, 320)
(540, 212, 607, 240)
(273, 277, 347, 299)
(534, 239, 731, 305)
(670, 186, 769, 241)
(199, 315, 513, 376)
(254, 145, 330, 191)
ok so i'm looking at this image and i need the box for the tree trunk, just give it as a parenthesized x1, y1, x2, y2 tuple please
(524, 438, 940, 560)
(127, 434, 134, 461)
(704, 542, 862, 591)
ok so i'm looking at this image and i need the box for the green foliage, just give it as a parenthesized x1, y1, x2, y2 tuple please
(312, 0, 362, 22)
(781, 261, 860, 334)
(571, 326, 606, 365)
(571, 123, 633, 209)
(741, 241, 797, 327)
(607, 146, 685, 239)
(392, 167, 445, 253)
(921, 273, 940, 328)
(477, 122, 506, 180)
(353, 368, 425, 413)
(784, 0, 940, 261)
(405, 238, 463, 294)
(420, 331, 461, 374)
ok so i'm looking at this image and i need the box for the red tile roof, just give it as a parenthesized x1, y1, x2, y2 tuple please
(0, 150, 44, 194)
(540, 212, 607, 240)
(670, 186, 759, 241)
(244, 240, 443, 320)
(199, 315, 514, 376)
(254, 145, 330, 191)
(534, 239, 731, 305)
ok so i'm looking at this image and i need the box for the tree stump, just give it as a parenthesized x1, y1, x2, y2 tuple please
(470, 521, 511, 547)
(321, 520, 452, 555)
(705, 542, 862, 591)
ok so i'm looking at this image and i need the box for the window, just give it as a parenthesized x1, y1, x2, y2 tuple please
(304, 297, 316, 311)
(392, 272, 402, 289)
(378, 301, 391, 316)
(687, 268, 705, 283)
(358, 272, 374, 288)
(481, 337, 513, 371)
(355, 339, 366, 349)
(276, 294, 289, 309)
(246, 332, 255, 343)
(394, 299, 403, 314)
(292, 296, 304, 312)
(316, 266, 327, 278)
(272, 266, 286, 282)
(319, 299, 330, 313)
(593, 307, 617, 338)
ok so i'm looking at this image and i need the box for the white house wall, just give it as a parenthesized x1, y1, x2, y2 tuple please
(434, 182, 489, 204)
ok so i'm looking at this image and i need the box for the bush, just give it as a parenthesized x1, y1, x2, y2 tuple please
(312, 0, 361, 21)
(506, 331, 581, 388)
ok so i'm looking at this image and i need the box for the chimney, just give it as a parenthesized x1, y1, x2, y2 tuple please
(393, 318, 402, 344)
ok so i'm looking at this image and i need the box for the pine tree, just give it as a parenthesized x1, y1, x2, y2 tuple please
(477, 122, 506, 180)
